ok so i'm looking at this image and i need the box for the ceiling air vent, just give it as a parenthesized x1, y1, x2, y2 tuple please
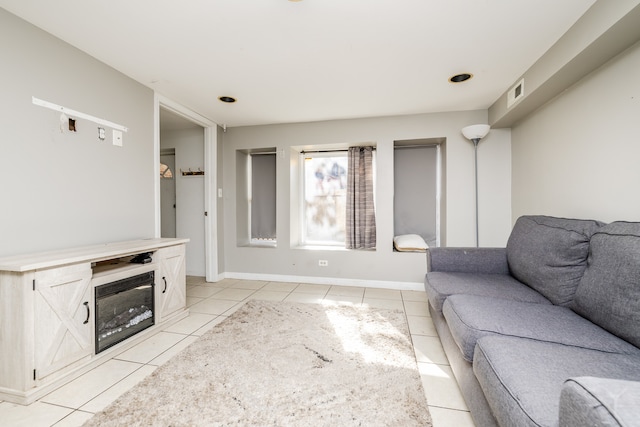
(507, 78, 524, 108)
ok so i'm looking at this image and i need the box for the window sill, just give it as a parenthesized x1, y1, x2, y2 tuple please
(238, 241, 277, 249)
(293, 245, 348, 251)
(294, 245, 376, 252)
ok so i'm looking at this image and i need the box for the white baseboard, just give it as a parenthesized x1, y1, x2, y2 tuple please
(218, 272, 424, 292)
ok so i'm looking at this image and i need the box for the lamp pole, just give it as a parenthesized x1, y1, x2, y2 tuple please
(461, 124, 490, 248)
(472, 138, 480, 247)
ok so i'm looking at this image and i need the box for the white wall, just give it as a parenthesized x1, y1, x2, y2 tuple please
(0, 9, 155, 257)
(222, 111, 512, 286)
(511, 40, 640, 223)
(160, 128, 206, 276)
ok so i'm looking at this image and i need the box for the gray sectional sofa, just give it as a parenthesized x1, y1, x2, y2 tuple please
(424, 216, 640, 427)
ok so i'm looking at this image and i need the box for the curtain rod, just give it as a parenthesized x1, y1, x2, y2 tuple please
(394, 144, 439, 149)
(300, 147, 376, 154)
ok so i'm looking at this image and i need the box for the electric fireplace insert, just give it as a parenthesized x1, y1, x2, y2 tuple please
(95, 271, 155, 353)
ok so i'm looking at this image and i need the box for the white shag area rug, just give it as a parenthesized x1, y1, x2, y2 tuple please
(83, 300, 432, 426)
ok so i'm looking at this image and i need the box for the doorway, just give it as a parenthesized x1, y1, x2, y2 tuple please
(159, 107, 206, 276)
(155, 95, 218, 282)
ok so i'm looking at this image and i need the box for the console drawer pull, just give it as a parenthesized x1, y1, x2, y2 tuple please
(83, 301, 90, 324)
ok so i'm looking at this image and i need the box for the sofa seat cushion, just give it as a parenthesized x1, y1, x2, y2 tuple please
(424, 271, 550, 314)
(572, 221, 640, 348)
(506, 215, 604, 307)
(473, 336, 640, 427)
(560, 377, 640, 427)
(443, 294, 640, 362)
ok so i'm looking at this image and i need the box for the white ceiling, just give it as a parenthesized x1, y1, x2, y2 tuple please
(1, 0, 596, 128)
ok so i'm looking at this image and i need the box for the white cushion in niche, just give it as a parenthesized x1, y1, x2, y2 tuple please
(394, 234, 428, 252)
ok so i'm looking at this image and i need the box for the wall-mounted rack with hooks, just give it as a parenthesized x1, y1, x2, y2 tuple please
(181, 168, 205, 176)
(32, 96, 128, 132)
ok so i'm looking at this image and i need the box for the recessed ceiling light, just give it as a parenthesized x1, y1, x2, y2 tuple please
(218, 96, 237, 103)
(449, 73, 473, 83)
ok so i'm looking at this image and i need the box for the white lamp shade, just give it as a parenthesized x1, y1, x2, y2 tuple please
(462, 124, 490, 141)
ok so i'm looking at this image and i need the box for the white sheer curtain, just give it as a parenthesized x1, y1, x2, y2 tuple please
(346, 146, 376, 249)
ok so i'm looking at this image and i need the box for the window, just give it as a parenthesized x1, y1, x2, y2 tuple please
(393, 140, 442, 247)
(302, 152, 348, 245)
(235, 149, 276, 247)
(250, 153, 276, 244)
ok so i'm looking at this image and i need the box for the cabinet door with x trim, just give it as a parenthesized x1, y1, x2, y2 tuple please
(33, 263, 92, 380)
(156, 245, 186, 322)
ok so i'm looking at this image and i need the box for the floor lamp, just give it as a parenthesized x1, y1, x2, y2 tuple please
(462, 124, 490, 247)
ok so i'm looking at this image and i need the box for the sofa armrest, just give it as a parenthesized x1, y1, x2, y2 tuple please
(559, 377, 640, 427)
(427, 247, 509, 275)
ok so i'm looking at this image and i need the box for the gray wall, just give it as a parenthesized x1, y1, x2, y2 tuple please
(222, 112, 512, 285)
(511, 40, 640, 223)
(0, 9, 155, 257)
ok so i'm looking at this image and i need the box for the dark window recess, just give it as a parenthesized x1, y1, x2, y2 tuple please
(251, 153, 277, 241)
(94, 271, 155, 353)
(394, 145, 438, 247)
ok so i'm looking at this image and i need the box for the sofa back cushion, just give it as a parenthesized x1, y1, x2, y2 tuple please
(507, 216, 603, 306)
(572, 222, 640, 347)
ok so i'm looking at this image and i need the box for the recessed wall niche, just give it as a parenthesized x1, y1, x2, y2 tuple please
(235, 148, 277, 247)
(393, 138, 446, 248)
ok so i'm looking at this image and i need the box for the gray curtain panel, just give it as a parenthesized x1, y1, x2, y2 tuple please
(251, 153, 277, 240)
(346, 146, 376, 249)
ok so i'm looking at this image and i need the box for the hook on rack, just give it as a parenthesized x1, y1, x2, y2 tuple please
(180, 168, 205, 176)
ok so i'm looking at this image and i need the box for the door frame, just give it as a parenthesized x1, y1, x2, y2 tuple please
(154, 93, 219, 281)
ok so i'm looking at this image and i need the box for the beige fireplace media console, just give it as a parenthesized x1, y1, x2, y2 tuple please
(0, 238, 189, 405)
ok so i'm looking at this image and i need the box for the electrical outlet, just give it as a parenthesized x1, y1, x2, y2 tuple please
(318, 260, 328, 267)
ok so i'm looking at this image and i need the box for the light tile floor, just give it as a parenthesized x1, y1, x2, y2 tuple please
(0, 277, 475, 427)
